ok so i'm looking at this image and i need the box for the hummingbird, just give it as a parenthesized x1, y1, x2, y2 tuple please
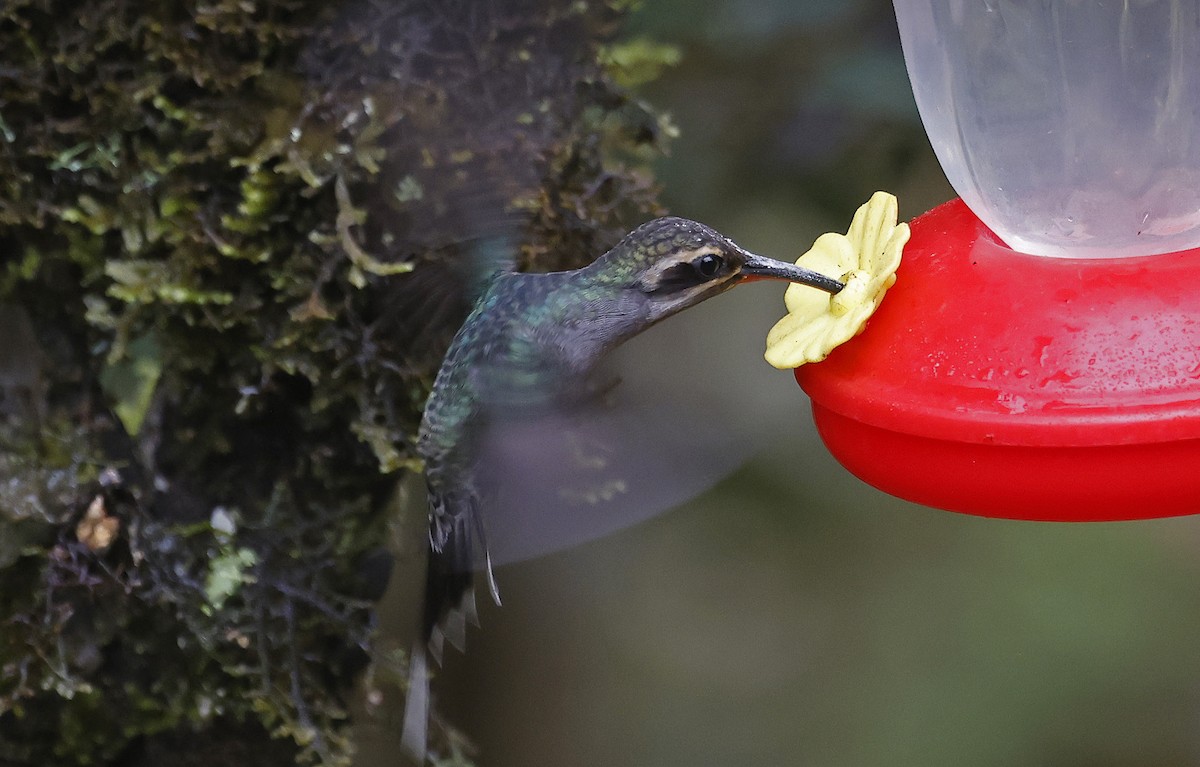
(401, 216, 844, 759)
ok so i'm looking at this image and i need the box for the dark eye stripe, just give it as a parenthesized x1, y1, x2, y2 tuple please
(653, 262, 704, 290)
(641, 252, 727, 294)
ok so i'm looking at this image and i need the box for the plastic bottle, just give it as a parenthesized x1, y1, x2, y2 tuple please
(895, 0, 1200, 258)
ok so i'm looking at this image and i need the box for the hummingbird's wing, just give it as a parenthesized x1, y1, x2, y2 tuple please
(475, 382, 756, 567)
(312, 0, 776, 581)
(466, 295, 780, 568)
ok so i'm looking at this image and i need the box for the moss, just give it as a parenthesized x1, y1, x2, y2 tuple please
(0, 0, 669, 764)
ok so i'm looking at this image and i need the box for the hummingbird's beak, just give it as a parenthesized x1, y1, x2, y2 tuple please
(740, 251, 844, 294)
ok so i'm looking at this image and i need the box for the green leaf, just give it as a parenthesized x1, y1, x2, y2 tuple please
(204, 546, 258, 611)
(98, 333, 162, 436)
(600, 39, 682, 88)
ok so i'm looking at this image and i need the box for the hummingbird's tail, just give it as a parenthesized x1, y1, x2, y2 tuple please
(401, 486, 501, 762)
(421, 487, 501, 662)
(400, 639, 430, 760)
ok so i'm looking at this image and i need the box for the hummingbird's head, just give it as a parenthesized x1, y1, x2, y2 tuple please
(597, 217, 843, 323)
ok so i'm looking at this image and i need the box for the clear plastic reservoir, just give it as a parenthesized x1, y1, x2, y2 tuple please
(894, 0, 1200, 258)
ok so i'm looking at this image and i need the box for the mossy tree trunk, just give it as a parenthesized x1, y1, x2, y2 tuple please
(0, 1, 670, 763)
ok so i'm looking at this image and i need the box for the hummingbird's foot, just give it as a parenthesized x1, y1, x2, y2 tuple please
(581, 372, 623, 406)
(764, 191, 908, 368)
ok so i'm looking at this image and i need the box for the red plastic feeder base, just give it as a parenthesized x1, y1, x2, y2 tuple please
(796, 198, 1200, 521)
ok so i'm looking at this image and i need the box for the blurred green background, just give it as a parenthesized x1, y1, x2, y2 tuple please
(377, 1, 1200, 765)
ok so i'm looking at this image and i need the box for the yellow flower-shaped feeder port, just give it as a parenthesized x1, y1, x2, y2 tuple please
(765, 191, 909, 369)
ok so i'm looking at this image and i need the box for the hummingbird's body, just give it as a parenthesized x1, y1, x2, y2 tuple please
(403, 217, 843, 759)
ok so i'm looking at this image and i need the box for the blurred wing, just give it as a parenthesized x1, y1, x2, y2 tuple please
(476, 384, 755, 566)
(304, 4, 792, 572)
(469, 292, 787, 567)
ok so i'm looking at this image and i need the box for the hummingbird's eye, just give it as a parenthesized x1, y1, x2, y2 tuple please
(694, 253, 723, 279)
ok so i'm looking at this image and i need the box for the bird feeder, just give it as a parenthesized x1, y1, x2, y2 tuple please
(796, 1, 1200, 520)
